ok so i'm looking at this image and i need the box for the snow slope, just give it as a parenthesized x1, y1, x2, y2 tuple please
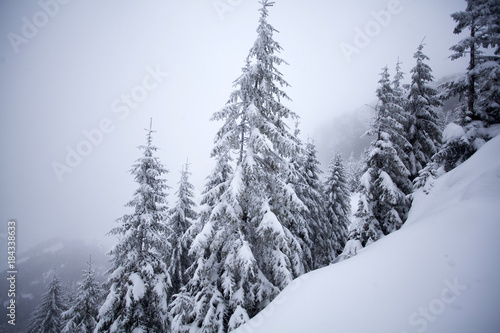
(234, 136, 500, 333)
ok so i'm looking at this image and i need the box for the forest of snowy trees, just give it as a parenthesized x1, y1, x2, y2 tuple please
(25, 0, 500, 332)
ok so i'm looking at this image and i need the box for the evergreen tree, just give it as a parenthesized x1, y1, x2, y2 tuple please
(324, 151, 351, 257)
(95, 124, 170, 333)
(294, 140, 333, 269)
(438, 0, 500, 171)
(392, 59, 412, 173)
(392, 58, 406, 100)
(166, 161, 198, 302)
(62, 258, 102, 333)
(345, 152, 361, 192)
(170, 2, 306, 331)
(27, 270, 67, 333)
(169, 154, 235, 333)
(449, 0, 500, 124)
(342, 67, 411, 257)
(475, 56, 500, 125)
(407, 42, 443, 181)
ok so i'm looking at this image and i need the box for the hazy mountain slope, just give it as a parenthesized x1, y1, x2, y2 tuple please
(0, 237, 109, 332)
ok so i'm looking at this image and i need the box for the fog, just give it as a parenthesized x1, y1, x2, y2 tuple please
(0, 0, 468, 252)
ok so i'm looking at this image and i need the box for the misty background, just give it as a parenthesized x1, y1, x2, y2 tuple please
(0, 0, 468, 253)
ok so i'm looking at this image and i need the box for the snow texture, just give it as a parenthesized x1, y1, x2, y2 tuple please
(129, 273, 146, 301)
(443, 122, 466, 143)
(258, 201, 284, 236)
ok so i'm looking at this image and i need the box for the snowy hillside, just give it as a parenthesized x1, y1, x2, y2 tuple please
(234, 135, 500, 333)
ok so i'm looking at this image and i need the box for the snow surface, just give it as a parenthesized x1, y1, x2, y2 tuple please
(129, 273, 146, 301)
(442, 122, 466, 143)
(234, 136, 500, 333)
(258, 201, 285, 236)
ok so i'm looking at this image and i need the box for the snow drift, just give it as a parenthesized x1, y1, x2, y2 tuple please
(234, 136, 500, 333)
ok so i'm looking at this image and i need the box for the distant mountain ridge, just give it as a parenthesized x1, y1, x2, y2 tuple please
(0, 237, 109, 332)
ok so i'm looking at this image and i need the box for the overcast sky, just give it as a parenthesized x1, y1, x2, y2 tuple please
(0, 0, 469, 252)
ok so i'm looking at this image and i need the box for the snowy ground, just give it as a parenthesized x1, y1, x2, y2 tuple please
(234, 135, 500, 333)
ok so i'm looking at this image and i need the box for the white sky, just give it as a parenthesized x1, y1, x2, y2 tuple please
(0, 0, 469, 251)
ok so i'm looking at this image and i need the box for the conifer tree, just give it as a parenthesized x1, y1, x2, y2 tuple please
(294, 140, 333, 269)
(169, 154, 235, 333)
(342, 67, 411, 258)
(27, 270, 67, 333)
(62, 258, 102, 333)
(449, 0, 500, 124)
(437, 0, 500, 171)
(166, 161, 198, 302)
(392, 58, 406, 100)
(345, 152, 361, 192)
(324, 151, 351, 257)
(392, 59, 412, 173)
(407, 42, 443, 181)
(95, 123, 170, 333)
(170, 2, 306, 331)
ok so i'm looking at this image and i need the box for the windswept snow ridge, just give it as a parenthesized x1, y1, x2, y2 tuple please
(234, 136, 500, 333)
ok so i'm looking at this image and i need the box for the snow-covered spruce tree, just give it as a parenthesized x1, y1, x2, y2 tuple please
(169, 153, 234, 333)
(324, 151, 351, 257)
(170, 2, 306, 331)
(95, 124, 170, 333)
(436, 0, 500, 171)
(392, 59, 412, 173)
(345, 152, 361, 192)
(392, 58, 406, 100)
(166, 161, 198, 302)
(62, 258, 102, 333)
(450, 0, 500, 125)
(27, 270, 67, 333)
(407, 42, 443, 181)
(341, 67, 411, 258)
(293, 140, 334, 269)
